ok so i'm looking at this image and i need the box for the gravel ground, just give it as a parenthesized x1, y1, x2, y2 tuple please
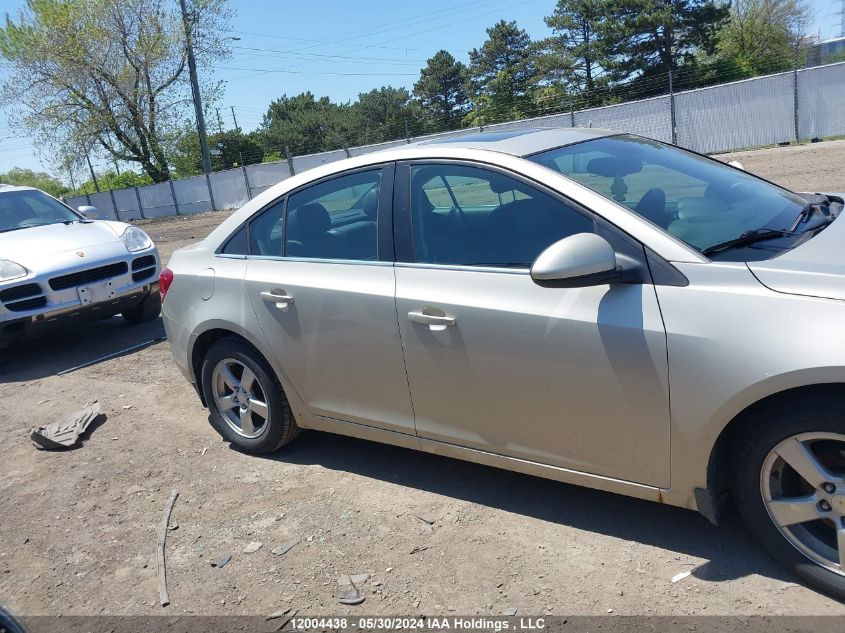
(2, 141, 845, 619)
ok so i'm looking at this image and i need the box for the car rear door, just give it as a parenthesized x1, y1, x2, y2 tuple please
(393, 161, 672, 487)
(243, 164, 416, 436)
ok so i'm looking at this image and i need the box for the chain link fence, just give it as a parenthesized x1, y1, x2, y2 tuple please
(66, 61, 845, 221)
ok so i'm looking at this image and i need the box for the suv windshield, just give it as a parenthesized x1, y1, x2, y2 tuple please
(0, 189, 81, 234)
(528, 134, 817, 261)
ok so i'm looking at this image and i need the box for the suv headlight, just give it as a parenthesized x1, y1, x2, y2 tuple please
(0, 259, 27, 282)
(121, 226, 153, 252)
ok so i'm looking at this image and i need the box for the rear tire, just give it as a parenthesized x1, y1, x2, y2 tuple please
(121, 290, 161, 324)
(732, 395, 845, 599)
(200, 336, 299, 454)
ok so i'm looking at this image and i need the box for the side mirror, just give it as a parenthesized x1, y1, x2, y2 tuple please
(531, 233, 621, 287)
(77, 205, 101, 219)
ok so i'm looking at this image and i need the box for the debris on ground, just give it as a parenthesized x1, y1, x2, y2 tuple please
(337, 574, 366, 605)
(29, 402, 103, 450)
(271, 538, 300, 556)
(125, 485, 147, 495)
(503, 607, 517, 616)
(210, 555, 232, 569)
(274, 609, 297, 631)
(409, 546, 428, 555)
(415, 514, 436, 525)
(266, 606, 292, 620)
(243, 542, 263, 554)
(157, 489, 179, 607)
(671, 571, 692, 583)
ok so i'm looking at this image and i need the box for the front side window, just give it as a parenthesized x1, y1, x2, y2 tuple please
(0, 190, 80, 233)
(410, 164, 594, 267)
(529, 135, 815, 261)
(285, 169, 381, 260)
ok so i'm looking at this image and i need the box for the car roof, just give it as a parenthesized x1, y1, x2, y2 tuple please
(414, 127, 617, 157)
(0, 183, 37, 193)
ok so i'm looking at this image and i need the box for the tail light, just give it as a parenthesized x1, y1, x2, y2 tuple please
(159, 267, 174, 302)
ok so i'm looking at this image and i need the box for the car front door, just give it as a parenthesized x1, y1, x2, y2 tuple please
(244, 164, 416, 435)
(393, 161, 671, 487)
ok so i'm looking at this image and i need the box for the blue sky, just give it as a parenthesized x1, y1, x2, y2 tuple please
(0, 0, 839, 177)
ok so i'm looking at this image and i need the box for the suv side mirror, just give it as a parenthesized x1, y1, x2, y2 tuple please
(531, 233, 621, 287)
(77, 205, 101, 219)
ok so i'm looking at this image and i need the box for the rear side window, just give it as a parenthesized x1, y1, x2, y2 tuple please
(248, 200, 285, 256)
(221, 225, 248, 255)
(285, 169, 381, 260)
(410, 164, 594, 267)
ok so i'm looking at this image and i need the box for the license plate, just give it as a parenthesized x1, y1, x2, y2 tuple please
(77, 280, 116, 306)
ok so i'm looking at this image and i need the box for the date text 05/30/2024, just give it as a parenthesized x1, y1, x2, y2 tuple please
(290, 617, 547, 631)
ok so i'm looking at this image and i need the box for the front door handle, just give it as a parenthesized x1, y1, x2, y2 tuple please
(408, 311, 456, 326)
(261, 290, 294, 307)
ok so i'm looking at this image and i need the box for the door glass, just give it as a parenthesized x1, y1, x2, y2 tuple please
(285, 169, 381, 260)
(410, 164, 594, 267)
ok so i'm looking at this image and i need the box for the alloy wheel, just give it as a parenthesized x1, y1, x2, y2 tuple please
(760, 432, 845, 576)
(211, 358, 270, 439)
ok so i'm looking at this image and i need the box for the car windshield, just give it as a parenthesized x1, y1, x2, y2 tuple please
(0, 189, 81, 233)
(528, 134, 811, 260)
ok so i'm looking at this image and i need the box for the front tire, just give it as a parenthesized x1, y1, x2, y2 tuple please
(200, 337, 299, 454)
(733, 395, 845, 599)
(121, 290, 161, 323)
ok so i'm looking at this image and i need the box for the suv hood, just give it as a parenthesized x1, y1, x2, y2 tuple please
(749, 194, 845, 301)
(0, 221, 125, 267)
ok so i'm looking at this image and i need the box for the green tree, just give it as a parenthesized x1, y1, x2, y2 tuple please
(0, 0, 231, 183)
(717, 0, 808, 75)
(172, 127, 264, 177)
(413, 50, 469, 130)
(466, 20, 538, 125)
(75, 170, 152, 195)
(260, 92, 356, 156)
(0, 167, 69, 197)
(353, 86, 424, 143)
(603, 0, 730, 79)
(542, 0, 613, 95)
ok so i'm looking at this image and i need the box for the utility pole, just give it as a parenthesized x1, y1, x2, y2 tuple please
(85, 153, 101, 192)
(179, 0, 212, 175)
(215, 107, 225, 133)
(231, 106, 241, 133)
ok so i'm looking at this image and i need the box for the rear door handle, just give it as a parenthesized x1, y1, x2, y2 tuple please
(261, 290, 294, 307)
(408, 311, 456, 326)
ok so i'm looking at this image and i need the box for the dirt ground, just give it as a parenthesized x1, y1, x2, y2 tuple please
(2, 141, 845, 619)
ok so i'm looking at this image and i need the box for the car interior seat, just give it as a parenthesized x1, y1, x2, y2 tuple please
(285, 202, 343, 258)
(328, 185, 379, 259)
(634, 188, 668, 227)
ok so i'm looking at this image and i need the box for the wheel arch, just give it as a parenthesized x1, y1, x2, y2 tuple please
(703, 382, 845, 524)
(189, 322, 274, 406)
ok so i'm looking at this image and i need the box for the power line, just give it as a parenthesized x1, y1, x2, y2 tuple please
(225, 0, 542, 83)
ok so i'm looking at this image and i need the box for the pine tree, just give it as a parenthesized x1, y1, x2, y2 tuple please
(604, 0, 730, 80)
(413, 50, 470, 130)
(467, 20, 537, 124)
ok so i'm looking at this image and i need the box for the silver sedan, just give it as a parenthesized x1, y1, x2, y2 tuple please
(160, 128, 845, 598)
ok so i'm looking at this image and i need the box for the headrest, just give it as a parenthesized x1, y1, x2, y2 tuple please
(288, 202, 330, 237)
(587, 156, 642, 178)
(362, 186, 379, 218)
